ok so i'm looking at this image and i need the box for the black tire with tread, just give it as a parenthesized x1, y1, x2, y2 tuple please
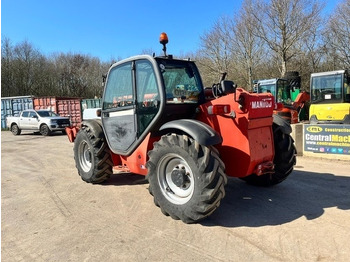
(283, 71, 301, 89)
(146, 134, 227, 223)
(73, 126, 113, 184)
(242, 124, 296, 186)
(283, 71, 299, 77)
(11, 124, 21, 135)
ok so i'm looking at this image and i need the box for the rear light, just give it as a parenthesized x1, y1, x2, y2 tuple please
(207, 104, 231, 115)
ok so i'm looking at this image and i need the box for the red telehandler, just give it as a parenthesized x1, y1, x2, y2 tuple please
(67, 33, 296, 223)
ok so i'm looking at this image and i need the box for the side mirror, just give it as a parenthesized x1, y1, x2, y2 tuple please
(102, 74, 107, 86)
(32, 115, 38, 119)
(220, 80, 236, 94)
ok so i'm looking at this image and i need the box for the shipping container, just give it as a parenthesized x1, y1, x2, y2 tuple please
(33, 97, 82, 127)
(33, 97, 57, 112)
(81, 98, 101, 111)
(1, 96, 34, 129)
(57, 99, 82, 127)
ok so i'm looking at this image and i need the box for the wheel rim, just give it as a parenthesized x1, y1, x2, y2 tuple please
(157, 153, 194, 205)
(78, 140, 92, 172)
(41, 125, 48, 135)
(12, 125, 18, 134)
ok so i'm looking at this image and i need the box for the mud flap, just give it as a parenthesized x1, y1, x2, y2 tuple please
(66, 127, 79, 143)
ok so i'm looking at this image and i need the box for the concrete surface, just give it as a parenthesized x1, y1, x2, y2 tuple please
(1, 130, 350, 261)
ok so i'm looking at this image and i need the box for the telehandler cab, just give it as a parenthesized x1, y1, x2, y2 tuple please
(71, 33, 296, 223)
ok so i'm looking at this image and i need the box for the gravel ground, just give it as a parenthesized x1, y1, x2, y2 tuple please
(1, 130, 350, 261)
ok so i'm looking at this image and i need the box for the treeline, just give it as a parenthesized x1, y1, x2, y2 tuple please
(1, 39, 115, 98)
(2, 0, 350, 97)
(195, 0, 350, 90)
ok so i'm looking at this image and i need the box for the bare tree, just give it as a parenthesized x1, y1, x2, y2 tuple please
(325, 0, 350, 68)
(1, 38, 55, 97)
(253, 0, 323, 76)
(198, 0, 325, 88)
(52, 53, 107, 98)
(230, 0, 266, 89)
(1, 38, 15, 97)
(13, 40, 36, 95)
(9, 40, 50, 96)
(285, 14, 326, 89)
(198, 17, 234, 86)
(141, 48, 156, 56)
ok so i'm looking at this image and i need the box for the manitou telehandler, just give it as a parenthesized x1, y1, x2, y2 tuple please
(69, 33, 296, 223)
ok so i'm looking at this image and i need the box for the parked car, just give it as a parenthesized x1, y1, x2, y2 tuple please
(6, 109, 71, 136)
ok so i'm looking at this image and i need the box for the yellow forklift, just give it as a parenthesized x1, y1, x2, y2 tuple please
(309, 70, 350, 124)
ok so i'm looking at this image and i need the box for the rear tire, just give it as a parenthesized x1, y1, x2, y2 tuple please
(146, 134, 227, 223)
(73, 126, 113, 183)
(40, 124, 51, 136)
(11, 124, 21, 136)
(241, 124, 296, 186)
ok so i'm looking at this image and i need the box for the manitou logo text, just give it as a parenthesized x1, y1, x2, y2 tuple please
(251, 100, 272, 109)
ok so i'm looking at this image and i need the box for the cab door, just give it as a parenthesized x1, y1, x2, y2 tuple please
(28, 111, 40, 129)
(135, 60, 161, 137)
(19, 111, 31, 129)
(101, 59, 161, 155)
(102, 62, 137, 154)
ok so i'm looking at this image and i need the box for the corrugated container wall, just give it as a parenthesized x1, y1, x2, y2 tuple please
(81, 98, 101, 111)
(57, 99, 82, 127)
(33, 97, 58, 112)
(33, 97, 82, 127)
(1, 96, 34, 129)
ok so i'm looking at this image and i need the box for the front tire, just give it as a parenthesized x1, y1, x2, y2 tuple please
(73, 126, 113, 183)
(146, 134, 227, 223)
(242, 124, 296, 186)
(11, 124, 21, 135)
(40, 124, 51, 136)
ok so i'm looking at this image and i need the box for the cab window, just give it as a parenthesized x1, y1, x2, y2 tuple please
(311, 74, 343, 103)
(276, 79, 292, 104)
(259, 84, 276, 96)
(156, 58, 202, 104)
(136, 60, 159, 107)
(28, 111, 37, 118)
(136, 60, 160, 134)
(103, 62, 133, 110)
